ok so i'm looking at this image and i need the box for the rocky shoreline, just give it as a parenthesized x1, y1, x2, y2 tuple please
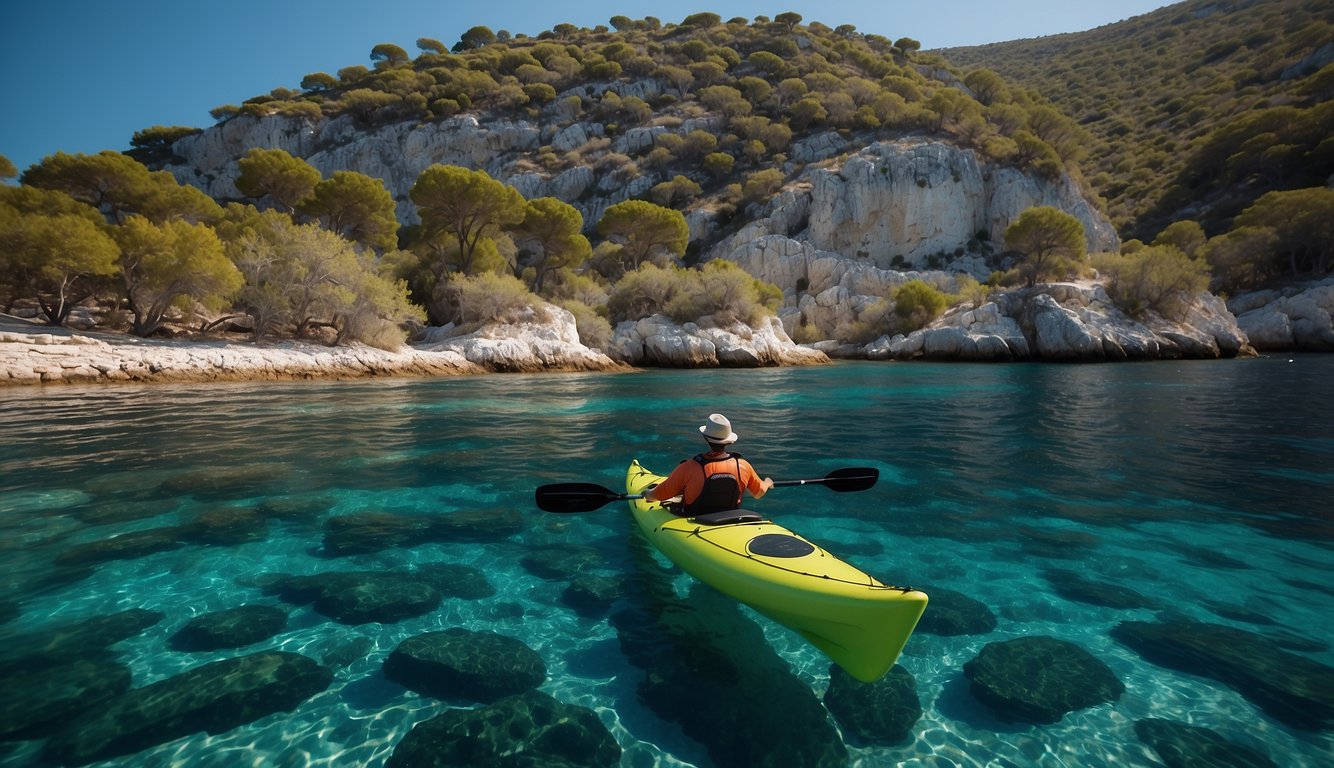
(3, 277, 1331, 387)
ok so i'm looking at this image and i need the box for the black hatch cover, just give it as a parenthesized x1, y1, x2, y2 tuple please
(747, 533, 816, 558)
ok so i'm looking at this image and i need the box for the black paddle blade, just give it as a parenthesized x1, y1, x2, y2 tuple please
(821, 467, 879, 492)
(535, 482, 627, 513)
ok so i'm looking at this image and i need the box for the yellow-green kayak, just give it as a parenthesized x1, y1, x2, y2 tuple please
(626, 459, 927, 682)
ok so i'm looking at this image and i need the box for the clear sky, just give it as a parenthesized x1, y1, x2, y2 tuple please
(0, 0, 1176, 176)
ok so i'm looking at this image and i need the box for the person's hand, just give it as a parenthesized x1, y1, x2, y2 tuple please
(762, 477, 774, 492)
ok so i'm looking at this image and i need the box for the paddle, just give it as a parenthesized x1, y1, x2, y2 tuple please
(534, 467, 879, 513)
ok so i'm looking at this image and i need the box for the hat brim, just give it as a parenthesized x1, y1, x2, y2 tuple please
(699, 426, 738, 444)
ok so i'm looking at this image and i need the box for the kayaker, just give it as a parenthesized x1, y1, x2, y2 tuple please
(647, 413, 774, 515)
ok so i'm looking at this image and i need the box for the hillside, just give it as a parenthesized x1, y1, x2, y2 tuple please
(936, 0, 1334, 241)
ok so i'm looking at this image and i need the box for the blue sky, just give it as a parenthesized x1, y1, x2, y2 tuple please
(0, 0, 1175, 176)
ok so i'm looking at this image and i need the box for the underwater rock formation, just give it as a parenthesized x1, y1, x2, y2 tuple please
(911, 586, 998, 636)
(963, 636, 1124, 724)
(1134, 718, 1277, 768)
(1112, 620, 1334, 731)
(822, 664, 922, 745)
(383, 628, 547, 704)
(168, 605, 289, 652)
(386, 689, 621, 768)
(41, 651, 332, 766)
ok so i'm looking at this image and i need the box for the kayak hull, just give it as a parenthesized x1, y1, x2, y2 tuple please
(627, 459, 927, 682)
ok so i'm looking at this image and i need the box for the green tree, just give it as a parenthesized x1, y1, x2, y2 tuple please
(1152, 220, 1206, 259)
(416, 37, 447, 55)
(512, 197, 590, 292)
(301, 72, 337, 91)
(114, 215, 243, 336)
(370, 43, 410, 69)
(23, 151, 220, 224)
(597, 200, 689, 273)
(228, 212, 421, 344)
(298, 170, 399, 252)
(129, 125, 202, 158)
(1202, 226, 1280, 292)
(235, 148, 321, 214)
(1004, 206, 1086, 286)
(455, 26, 496, 51)
(0, 154, 16, 179)
(1234, 187, 1334, 276)
(0, 190, 119, 323)
(409, 165, 526, 281)
(774, 11, 803, 30)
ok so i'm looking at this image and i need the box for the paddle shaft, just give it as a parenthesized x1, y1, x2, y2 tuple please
(535, 466, 878, 513)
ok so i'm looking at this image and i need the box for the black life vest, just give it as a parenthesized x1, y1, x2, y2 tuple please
(683, 452, 745, 515)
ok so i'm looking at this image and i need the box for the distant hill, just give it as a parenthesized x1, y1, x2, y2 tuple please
(937, 0, 1334, 241)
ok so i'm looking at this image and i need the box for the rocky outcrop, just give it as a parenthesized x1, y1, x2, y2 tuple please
(608, 313, 829, 367)
(714, 140, 1117, 269)
(1229, 277, 1334, 351)
(1, 308, 621, 386)
(848, 282, 1246, 362)
(416, 303, 622, 372)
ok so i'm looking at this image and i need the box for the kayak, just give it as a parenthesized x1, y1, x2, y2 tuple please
(626, 459, 928, 682)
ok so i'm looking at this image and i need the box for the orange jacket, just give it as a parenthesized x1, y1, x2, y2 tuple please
(649, 452, 765, 508)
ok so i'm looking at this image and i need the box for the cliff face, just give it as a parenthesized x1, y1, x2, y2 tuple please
(157, 109, 1277, 364)
(163, 112, 1115, 271)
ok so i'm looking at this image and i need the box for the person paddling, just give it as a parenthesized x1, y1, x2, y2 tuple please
(648, 413, 774, 516)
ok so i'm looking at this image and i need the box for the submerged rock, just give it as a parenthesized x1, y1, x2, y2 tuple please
(168, 605, 288, 652)
(41, 651, 332, 766)
(261, 571, 442, 625)
(321, 509, 526, 556)
(321, 511, 431, 555)
(54, 527, 183, 567)
(823, 664, 922, 745)
(385, 689, 620, 768)
(383, 628, 546, 704)
(963, 636, 1124, 724)
(1043, 569, 1158, 611)
(520, 545, 603, 580)
(411, 562, 495, 600)
(561, 574, 627, 618)
(0, 658, 131, 741)
(0, 608, 164, 674)
(1111, 620, 1334, 730)
(912, 586, 997, 636)
(177, 506, 269, 545)
(1134, 718, 1278, 768)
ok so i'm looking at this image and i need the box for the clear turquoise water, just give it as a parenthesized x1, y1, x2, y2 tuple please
(2, 357, 1332, 766)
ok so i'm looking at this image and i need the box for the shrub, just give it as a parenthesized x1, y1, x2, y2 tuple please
(607, 263, 677, 321)
(450, 272, 548, 327)
(952, 274, 990, 309)
(1091, 246, 1209, 320)
(892, 279, 948, 331)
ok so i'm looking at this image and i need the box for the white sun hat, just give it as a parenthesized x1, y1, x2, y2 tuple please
(699, 413, 739, 444)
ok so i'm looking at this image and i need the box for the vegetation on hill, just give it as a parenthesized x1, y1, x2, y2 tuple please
(937, 0, 1334, 244)
(7, 6, 1326, 350)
